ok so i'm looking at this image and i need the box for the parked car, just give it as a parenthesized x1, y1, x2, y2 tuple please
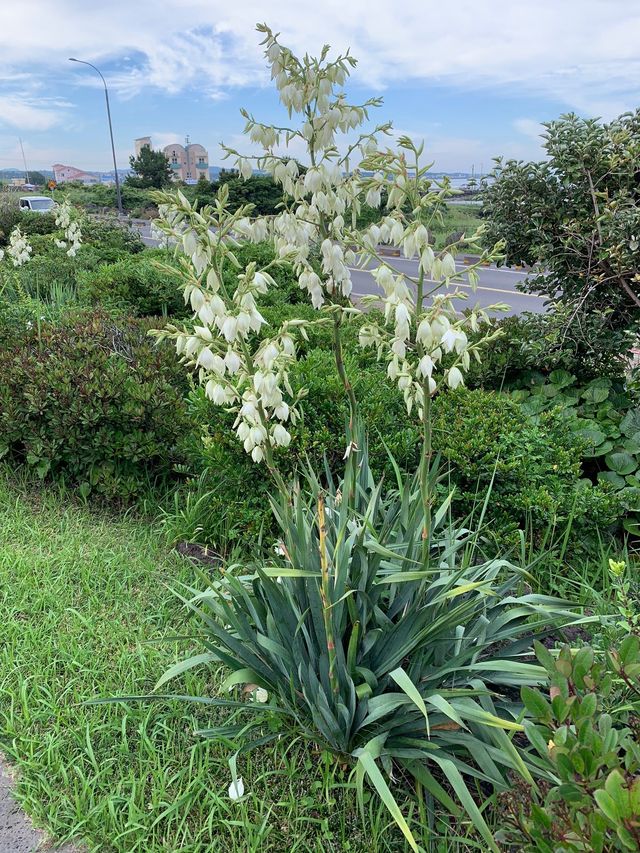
(19, 196, 55, 213)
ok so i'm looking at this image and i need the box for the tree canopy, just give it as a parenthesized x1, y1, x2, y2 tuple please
(126, 146, 173, 189)
(482, 110, 640, 359)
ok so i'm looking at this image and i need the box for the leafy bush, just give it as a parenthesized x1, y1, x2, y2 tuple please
(482, 111, 640, 363)
(172, 363, 618, 554)
(512, 373, 640, 534)
(0, 205, 58, 245)
(0, 310, 192, 498)
(158, 436, 577, 852)
(466, 309, 630, 390)
(81, 218, 145, 254)
(498, 638, 640, 852)
(431, 389, 620, 545)
(77, 252, 185, 316)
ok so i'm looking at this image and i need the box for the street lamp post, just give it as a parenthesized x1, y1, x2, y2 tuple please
(69, 57, 123, 215)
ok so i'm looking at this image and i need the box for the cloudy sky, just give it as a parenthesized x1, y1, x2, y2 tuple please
(1, 0, 639, 174)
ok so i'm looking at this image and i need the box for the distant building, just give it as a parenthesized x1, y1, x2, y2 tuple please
(163, 138, 209, 184)
(134, 137, 152, 157)
(53, 164, 100, 185)
(133, 135, 209, 184)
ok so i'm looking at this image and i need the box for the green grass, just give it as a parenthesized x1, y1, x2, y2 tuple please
(430, 204, 483, 250)
(0, 469, 444, 852)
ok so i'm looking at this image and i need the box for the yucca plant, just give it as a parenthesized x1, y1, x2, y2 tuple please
(156, 427, 582, 851)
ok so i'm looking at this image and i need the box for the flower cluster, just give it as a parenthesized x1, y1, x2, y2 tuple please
(348, 137, 506, 416)
(6, 226, 32, 267)
(156, 24, 506, 464)
(151, 187, 316, 465)
(54, 199, 82, 257)
(360, 291, 503, 416)
(222, 25, 392, 311)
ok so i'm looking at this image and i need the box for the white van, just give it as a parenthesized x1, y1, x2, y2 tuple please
(19, 196, 55, 214)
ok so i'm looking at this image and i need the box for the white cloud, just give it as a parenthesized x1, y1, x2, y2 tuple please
(0, 1, 639, 114)
(0, 96, 66, 131)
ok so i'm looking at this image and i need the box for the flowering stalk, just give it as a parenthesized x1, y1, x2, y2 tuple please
(317, 493, 339, 696)
(157, 23, 507, 528)
(151, 184, 326, 494)
(223, 24, 393, 440)
(54, 198, 82, 257)
(6, 227, 32, 267)
(352, 137, 506, 527)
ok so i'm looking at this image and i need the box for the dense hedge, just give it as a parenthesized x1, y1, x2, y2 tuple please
(430, 389, 620, 544)
(77, 251, 185, 317)
(178, 343, 617, 551)
(0, 310, 192, 498)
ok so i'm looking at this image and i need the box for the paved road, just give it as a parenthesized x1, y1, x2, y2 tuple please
(136, 222, 544, 316)
(0, 757, 83, 853)
(349, 254, 544, 315)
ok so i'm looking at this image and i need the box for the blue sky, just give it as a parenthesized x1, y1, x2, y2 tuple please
(1, 0, 640, 173)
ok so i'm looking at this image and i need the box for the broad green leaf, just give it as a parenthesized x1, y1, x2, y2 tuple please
(521, 686, 552, 721)
(220, 668, 265, 692)
(549, 369, 575, 389)
(582, 379, 611, 404)
(390, 667, 429, 734)
(620, 409, 640, 437)
(598, 470, 626, 489)
(154, 652, 218, 690)
(605, 450, 637, 476)
(356, 751, 419, 852)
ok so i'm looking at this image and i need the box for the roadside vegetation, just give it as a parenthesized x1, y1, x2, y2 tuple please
(0, 23, 639, 853)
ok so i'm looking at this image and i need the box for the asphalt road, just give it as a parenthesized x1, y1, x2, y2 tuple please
(136, 222, 544, 316)
(349, 254, 545, 315)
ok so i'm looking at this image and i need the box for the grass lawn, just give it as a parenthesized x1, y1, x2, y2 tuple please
(0, 470, 415, 852)
(430, 204, 484, 250)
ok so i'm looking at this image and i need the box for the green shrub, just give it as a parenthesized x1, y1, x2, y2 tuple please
(0, 208, 58, 245)
(497, 638, 640, 852)
(223, 241, 306, 306)
(77, 252, 185, 316)
(466, 309, 629, 390)
(178, 348, 419, 549)
(0, 310, 192, 498)
(81, 218, 145, 254)
(430, 389, 620, 546)
(512, 374, 640, 534)
(159, 438, 577, 852)
(172, 360, 616, 554)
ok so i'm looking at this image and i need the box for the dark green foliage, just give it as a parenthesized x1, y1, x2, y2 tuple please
(466, 309, 630, 389)
(430, 389, 620, 545)
(224, 242, 305, 306)
(497, 639, 640, 852)
(52, 184, 159, 217)
(0, 310, 192, 498)
(0, 207, 57, 245)
(1, 219, 147, 306)
(82, 218, 145, 254)
(211, 170, 285, 216)
(26, 170, 47, 186)
(512, 373, 640, 534)
(127, 146, 173, 189)
(482, 111, 640, 359)
(158, 437, 577, 851)
(77, 251, 185, 317)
